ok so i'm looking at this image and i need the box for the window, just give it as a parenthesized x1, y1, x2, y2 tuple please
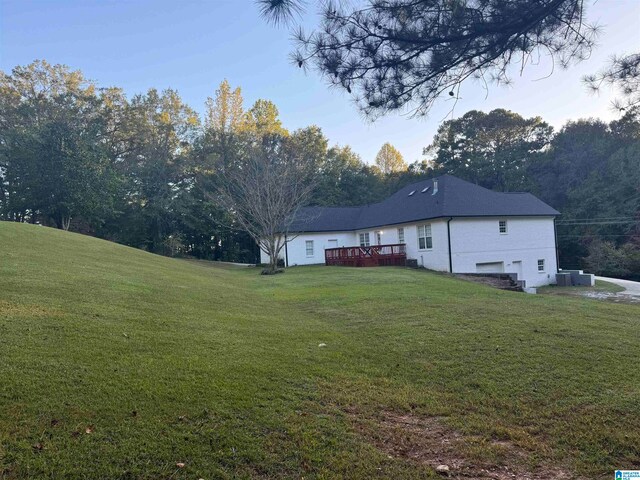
(538, 259, 545, 272)
(397, 227, 405, 244)
(359, 232, 370, 247)
(305, 240, 314, 257)
(417, 224, 432, 250)
(499, 220, 508, 234)
(376, 232, 382, 245)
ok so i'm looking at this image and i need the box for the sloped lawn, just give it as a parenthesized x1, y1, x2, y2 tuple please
(1, 223, 638, 479)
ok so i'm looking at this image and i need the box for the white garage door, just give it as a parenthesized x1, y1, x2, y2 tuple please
(476, 262, 504, 273)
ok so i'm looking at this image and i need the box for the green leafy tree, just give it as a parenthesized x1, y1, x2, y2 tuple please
(531, 119, 616, 209)
(242, 99, 288, 137)
(427, 109, 552, 191)
(558, 140, 640, 272)
(0, 60, 115, 229)
(195, 80, 260, 261)
(111, 88, 200, 252)
(585, 240, 638, 278)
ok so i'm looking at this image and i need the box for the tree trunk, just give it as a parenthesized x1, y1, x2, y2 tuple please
(59, 215, 71, 231)
(263, 237, 281, 274)
(268, 253, 277, 274)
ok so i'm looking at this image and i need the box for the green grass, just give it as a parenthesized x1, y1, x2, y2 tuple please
(1, 222, 639, 479)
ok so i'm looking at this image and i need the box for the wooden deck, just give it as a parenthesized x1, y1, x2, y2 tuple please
(324, 243, 407, 267)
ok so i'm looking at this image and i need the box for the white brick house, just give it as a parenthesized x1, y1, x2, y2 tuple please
(260, 175, 560, 288)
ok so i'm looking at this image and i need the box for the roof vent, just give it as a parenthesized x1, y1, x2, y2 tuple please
(432, 179, 439, 195)
(421, 186, 430, 193)
(408, 190, 415, 196)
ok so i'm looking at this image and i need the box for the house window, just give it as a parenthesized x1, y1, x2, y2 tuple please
(305, 240, 314, 257)
(397, 227, 405, 244)
(417, 224, 432, 250)
(376, 232, 382, 245)
(499, 220, 508, 234)
(538, 259, 545, 272)
(359, 232, 370, 247)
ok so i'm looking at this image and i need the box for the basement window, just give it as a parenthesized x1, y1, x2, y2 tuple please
(359, 232, 370, 247)
(306, 240, 314, 257)
(538, 259, 545, 272)
(499, 220, 508, 234)
(417, 224, 433, 250)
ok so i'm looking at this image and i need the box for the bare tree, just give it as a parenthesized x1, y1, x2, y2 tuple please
(258, 0, 597, 118)
(215, 132, 321, 274)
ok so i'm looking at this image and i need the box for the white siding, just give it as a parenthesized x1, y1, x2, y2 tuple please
(261, 216, 557, 287)
(449, 216, 557, 287)
(263, 232, 357, 266)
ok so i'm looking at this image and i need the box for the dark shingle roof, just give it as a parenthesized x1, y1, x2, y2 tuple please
(290, 174, 559, 233)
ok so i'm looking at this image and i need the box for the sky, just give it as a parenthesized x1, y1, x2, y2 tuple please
(1, 0, 639, 164)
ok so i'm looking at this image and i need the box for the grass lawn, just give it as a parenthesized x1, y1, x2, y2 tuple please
(1, 222, 639, 479)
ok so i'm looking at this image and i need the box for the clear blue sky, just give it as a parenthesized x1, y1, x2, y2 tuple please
(1, 0, 639, 164)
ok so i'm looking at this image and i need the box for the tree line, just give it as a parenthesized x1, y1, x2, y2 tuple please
(1, 61, 638, 278)
(0, 61, 429, 264)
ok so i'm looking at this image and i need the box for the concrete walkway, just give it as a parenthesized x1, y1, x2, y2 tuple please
(595, 276, 640, 298)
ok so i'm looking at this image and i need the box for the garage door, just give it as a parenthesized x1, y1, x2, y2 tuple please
(475, 262, 504, 273)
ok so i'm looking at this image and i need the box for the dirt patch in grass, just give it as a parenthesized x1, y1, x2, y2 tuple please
(0, 300, 62, 318)
(350, 410, 582, 479)
(455, 275, 520, 291)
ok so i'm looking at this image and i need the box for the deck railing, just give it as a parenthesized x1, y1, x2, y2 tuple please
(324, 243, 407, 267)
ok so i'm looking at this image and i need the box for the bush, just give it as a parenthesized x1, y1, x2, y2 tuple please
(585, 240, 637, 278)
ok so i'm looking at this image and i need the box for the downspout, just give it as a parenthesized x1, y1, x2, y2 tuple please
(284, 234, 289, 268)
(553, 217, 559, 271)
(447, 217, 453, 273)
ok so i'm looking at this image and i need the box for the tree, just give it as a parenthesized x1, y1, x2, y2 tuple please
(585, 53, 640, 113)
(215, 128, 322, 274)
(202, 79, 245, 169)
(312, 145, 367, 205)
(205, 79, 244, 133)
(111, 88, 200, 252)
(242, 99, 288, 136)
(374, 143, 406, 174)
(557, 140, 640, 272)
(426, 109, 552, 191)
(585, 240, 637, 278)
(531, 119, 618, 209)
(0, 60, 116, 228)
(259, 0, 596, 118)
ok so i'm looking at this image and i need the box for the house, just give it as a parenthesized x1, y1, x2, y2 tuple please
(260, 174, 560, 288)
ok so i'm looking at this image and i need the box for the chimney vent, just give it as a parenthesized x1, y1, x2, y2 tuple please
(432, 179, 439, 195)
